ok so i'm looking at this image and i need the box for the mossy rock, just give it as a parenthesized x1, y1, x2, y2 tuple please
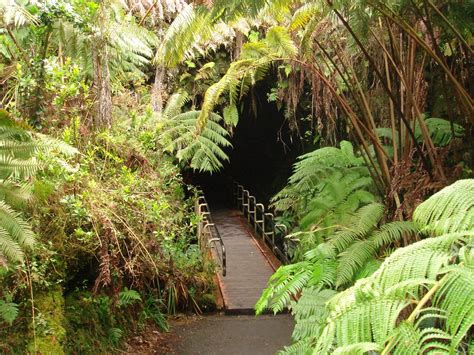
(27, 286, 66, 354)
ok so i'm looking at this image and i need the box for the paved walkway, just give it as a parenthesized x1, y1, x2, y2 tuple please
(171, 314, 294, 355)
(211, 208, 275, 313)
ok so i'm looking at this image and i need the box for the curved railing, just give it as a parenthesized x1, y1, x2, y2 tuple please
(232, 182, 293, 264)
(195, 194, 227, 276)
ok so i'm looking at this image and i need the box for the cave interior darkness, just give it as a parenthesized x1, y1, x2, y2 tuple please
(190, 81, 305, 208)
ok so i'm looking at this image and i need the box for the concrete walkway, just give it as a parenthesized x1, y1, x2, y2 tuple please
(171, 314, 294, 355)
(211, 208, 275, 313)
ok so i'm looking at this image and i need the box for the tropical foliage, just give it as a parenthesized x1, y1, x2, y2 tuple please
(0, 0, 472, 353)
(275, 180, 473, 354)
(160, 91, 232, 172)
(0, 117, 36, 264)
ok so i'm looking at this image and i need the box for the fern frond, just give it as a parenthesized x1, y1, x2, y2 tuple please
(35, 133, 79, 157)
(0, 200, 35, 251)
(415, 117, 465, 147)
(0, 140, 37, 159)
(314, 296, 409, 353)
(255, 261, 313, 314)
(118, 288, 142, 307)
(371, 221, 418, 248)
(162, 111, 231, 173)
(223, 104, 239, 127)
(0, 181, 31, 208)
(327, 203, 384, 253)
(157, 4, 213, 67)
(291, 288, 336, 341)
(369, 232, 466, 291)
(0, 226, 24, 263)
(265, 26, 298, 57)
(413, 179, 474, 235)
(434, 264, 474, 348)
(0, 300, 18, 325)
(0, 155, 38, 180)
(289, 2, 324, 31)
(333, 342, 381, 354)
(389, 322, 452, 355)
(163, 91, 190, 120)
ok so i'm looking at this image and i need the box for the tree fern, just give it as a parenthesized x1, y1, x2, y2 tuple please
(255, 144, 422, 314)
(275, 180, 474, 354)
(256, 208, 418, 314)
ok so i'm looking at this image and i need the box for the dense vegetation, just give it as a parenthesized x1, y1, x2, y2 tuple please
(0, 0, 472, 353)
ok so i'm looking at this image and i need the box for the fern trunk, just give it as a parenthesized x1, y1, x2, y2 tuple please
(151, 64, 165, 114)
(92, 2, 112, 129)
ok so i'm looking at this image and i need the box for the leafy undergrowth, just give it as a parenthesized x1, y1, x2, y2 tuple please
(0, 120, 216, 353)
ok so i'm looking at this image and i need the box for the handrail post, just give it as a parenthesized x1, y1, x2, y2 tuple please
(195, 192, 227, 276)
(255, 203, 265, 236)
(264, 213, 275, 246)
(242, 190, 249, 214)
(248, 196, 256, 225)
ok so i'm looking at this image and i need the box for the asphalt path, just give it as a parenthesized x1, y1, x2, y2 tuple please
(171, 314, 294, 355)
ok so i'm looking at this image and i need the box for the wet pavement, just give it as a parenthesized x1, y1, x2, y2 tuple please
(171, 314, 294, 355)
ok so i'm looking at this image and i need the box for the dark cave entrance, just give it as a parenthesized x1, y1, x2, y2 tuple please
(190, 81, 305, 207)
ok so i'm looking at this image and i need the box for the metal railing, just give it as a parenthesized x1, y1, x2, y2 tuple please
(195, 194, 226, 276)
(233, 182, 293, 264)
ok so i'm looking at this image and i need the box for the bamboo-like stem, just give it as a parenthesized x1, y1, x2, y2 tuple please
(425, 0, 472, 54)
(26, 259, 37, 353)
(6, 27, 29, 65)
(328, 4, 433, 174)
(382, 35, 398, 165)
(316, 38, 392, 165)
(290, 58, 386, 190)
(139, 0, 160, 26)
(310, 42, 387, 191)
(369, 27, 446, 179)
(369, 0, 473, 121)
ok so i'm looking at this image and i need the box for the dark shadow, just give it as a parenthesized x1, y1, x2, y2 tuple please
(190, 80, 304, 207)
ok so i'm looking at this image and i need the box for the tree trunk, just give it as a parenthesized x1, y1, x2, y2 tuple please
(92, 3, 112, 129)
(151, 64, 165, 114)
(233, 30, 243, 60)
(30, 27, 52, 127)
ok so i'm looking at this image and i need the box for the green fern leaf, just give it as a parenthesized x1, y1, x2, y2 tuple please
(413, 179, 474, 235)
(0, 300, 18, 325)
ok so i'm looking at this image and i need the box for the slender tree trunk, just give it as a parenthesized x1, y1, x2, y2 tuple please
(93, 3, 112, 128)
(151, 64, 165, 114)
(30, 27, 52, 126)
(233, 30, 243, 60)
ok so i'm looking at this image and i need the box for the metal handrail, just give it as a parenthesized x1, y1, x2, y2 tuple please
(232, 181, 293, 264)
(195, 193, 226, 276)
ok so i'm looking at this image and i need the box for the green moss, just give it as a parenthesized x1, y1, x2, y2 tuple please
(64, 291, 110, 354)
(27, 286, 66, 354)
